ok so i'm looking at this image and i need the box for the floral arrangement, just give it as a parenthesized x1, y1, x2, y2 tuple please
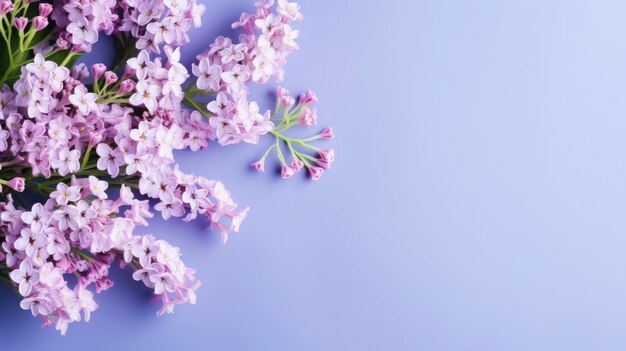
(0, 0, 334, 334)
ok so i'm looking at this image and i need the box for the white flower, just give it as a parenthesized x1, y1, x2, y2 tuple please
(66, 18, 98, 45)
(129, 81, 161, 112)
(68, 86, 98, 115)
(163, 0, 188, 15)
(88, 176, 109, 199)
(127, 50, 155, 80)
(49, 66, 70, 92)
(282, 24, 300, 49)
(252, 54, 277, 81)
(25, 54, 56, 78)
(277, 0, 303, 21)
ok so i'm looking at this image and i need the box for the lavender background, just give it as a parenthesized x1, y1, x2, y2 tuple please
(2, 0, 626, 349)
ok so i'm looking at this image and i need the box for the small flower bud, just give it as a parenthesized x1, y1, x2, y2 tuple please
(71, 63, 89, 80)
(123, 64, 136, 78)
(251, 160, 265, 172)
(32, 16, 48, 30)
(318, 149, 334, 163)
(7, 177, 25, 192)
(281, 164, 294, 179)
(119, 79, 136, 94)
(72, 43, 89, 53)
(13, 17, 27, 31)
(299, 108, 317, 126)
(91, 63, 107, 80)
(276, 86, 290, 98)
(103, 71, 118, 85)
(299, 90, 318, 105)
(315, 159, 331, 170)
(56, 37, 70, 50)
(0, 1, 14, 16)
(320, 127, 334, 140)
(290, 158, 304, 172)
(88, 132, 102, 146)
(308, 166, 324, 181)
(38, 3, 53, 17)
(282, 96, 295, 109)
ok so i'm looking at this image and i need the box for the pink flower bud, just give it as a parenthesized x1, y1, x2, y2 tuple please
(91, 63, 107, 80)
(119, 79, 136, 94)
(123, 65, 136, 78)
(38, 3, 53, 17)
(104, 71, 118, 85)
(0, 1, 14, 16)
(72, 43, 89, 53)
(281, 164, 294, 179)
(318, 149, 334, 163)
(32, 16, 48, 30)
(56, 37, 69, 50)
(7, 177, 25, 192)
(251, 160, 265, 172)
(320, 127, 334, 140)
(276, 86, 290, 98)
(72, 63, 90, 80)
(290, 158, 304, 172)
(88, 132, 102, 146)
(315, 159, 331, 170)
(308, 166, 324, 181)
(13, 17, 27, 31)
(299, 90, 318, 105)
(299, 108, 317, 126)
(282, 96, 295, 109)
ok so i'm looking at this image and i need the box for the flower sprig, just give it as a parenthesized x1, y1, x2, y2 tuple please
(253, 87, 334, 180)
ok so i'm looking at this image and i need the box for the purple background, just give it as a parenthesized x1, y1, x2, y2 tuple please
(3, 0, 626, 349)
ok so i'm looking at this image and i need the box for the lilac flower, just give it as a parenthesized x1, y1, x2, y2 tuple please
(96, 144, 125, 178)
(127, 50, 155, 80)
(50, 183, 81, 206)
(124, 153, 153, 175)
(131, 235, 159, 268)
(192, 58, 221, 91)
(88, 176, 108, 199)
(14, 229, 46, 257)
(146, 18, 176, 44)
(277, 0, 303, 21)
(52, 205, 79, 231)
(207, 93, 235, 117)
(68, 86, 98, 115)
(10, 259, 40, 296)
(51, 148, 81, 176)
(129, 121, 157, 152)
(66, 18, 98, 45)
(221, 64, 249, 93)
(21, 203, 50, 232)
(129, 81, 161, 112)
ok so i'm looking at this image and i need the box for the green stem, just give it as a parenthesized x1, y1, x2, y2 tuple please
(183, 95, 213, 118)
(60, 52, 76, 67)
(81, 146, 93, 170)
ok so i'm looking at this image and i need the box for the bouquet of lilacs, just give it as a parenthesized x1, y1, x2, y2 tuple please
(0, 0, 334, 334)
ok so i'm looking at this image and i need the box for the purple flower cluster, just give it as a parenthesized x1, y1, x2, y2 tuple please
(0, 177, 199, 334)
(52, 0, 205, 52)
(191, 0, 303, 145)
(4, 53, 246, 237)
(0, 0, 334, 334)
